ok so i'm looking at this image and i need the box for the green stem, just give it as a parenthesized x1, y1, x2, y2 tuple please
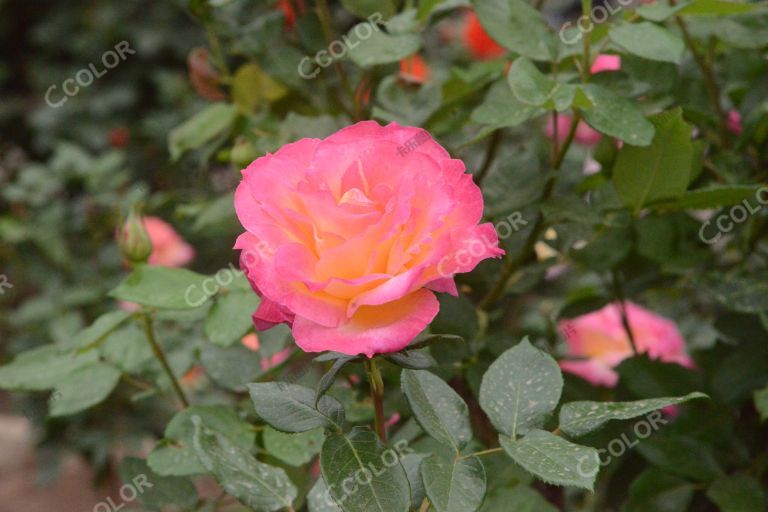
(365, 358, 386, 441)
(611, 270, 639, 356)
(458, 447, 504, 460)
(581, 0, 592, 82)
(673, 15, 730, 147)
(316, 0, 355, 106)
(475, 130, 502, 185)
(141, 314, 190, 409)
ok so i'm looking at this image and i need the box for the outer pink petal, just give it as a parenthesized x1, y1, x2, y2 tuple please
(560, 360, 619, 387)
(292, 289, 439, 356)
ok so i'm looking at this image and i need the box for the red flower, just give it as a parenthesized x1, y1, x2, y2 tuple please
(107, 127, 130, 148)
(462, 11, 505, 60)
(276, 0, 296, 31)
(399, 54, 431, 84)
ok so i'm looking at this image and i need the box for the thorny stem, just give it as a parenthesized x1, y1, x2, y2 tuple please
(141, 314, 190, 409)
(365, 358, 386, 441)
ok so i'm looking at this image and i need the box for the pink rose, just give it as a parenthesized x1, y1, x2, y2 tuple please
(241, 333, 292, 371)
(559, 301, 693, 387)
(545, 115, 603, 147)
(143, 217, 195, 268)
(590, 54, 621, 74)
(727, 110, 742, 135)
(234, 121, 503, 357)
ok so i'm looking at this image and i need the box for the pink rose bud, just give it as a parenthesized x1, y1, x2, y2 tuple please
(118, 206, 153, 265)
(234, 121, 503, 357)
(559, 302, 694, 387)
(143, 217, 195, 268)
(590, 54, 621, 74)
(727, 110, 742, 135)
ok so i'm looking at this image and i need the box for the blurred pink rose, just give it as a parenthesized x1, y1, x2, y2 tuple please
(546, 115, 603, 146)
(590, 54, 621, 74)
(241, 333, 292, 371)
(727, 110, 742, 135)
(143, 216, 195, 267)
(559, 302, 693, 387)
(234, 121, 503, 357)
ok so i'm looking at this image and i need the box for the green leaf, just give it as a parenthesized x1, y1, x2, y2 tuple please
(417, 0, 470, 20)
(580, 84, 655, 145)
(100, 325, 153, 374)
(617, 355, 703, 398)
(401, 453, 428, 508)
(754, 385, 768, 421)
(316, 355, 357, 406)
(0, 345, 98, 391)
(342, 0, 397, 19)
(231, 63, 287, 111)
(385, 349, 436, 369)
(401, 369, 472, 451)
(109, 265, 213, 309)
(647, 185, 762, 210)
(48, 362, 121, 417)
(471, 80, 544, 129)
(249, 382, 345, 433)
(637, 435, 724, 482)
(499, 430, 599, 490)
(308, 477, 343, 511)
(706, 473, 764, 512)
(346, 25, 421, 67)
(572, 224, 633, 271)
(422, 451, 486, 512)
(613, 109, 693, 212)
(609, 22, 685, 64)
(200, 341, 265, 391)
(193, 416, 297, 511)
(679, 0, 759, 16)
(558, 392, 708, 437)
(204, 291, 260, 346)
(708, 274, 768, 313)
(473, 0, 555, 60)
(169, 103, 238, 161)
(118, 457, 198, 510)
(480, 485, 557, 512)
(625, 469, 695, 512)
(148, 405, 255, 477)
(507, 58, 591, 111)
(263, 427, 325, 467)
(479, 338, 563, 439)
(636, 2, 688, 22)
(320, 427, 411, 512)
(74, 310, 133, 350)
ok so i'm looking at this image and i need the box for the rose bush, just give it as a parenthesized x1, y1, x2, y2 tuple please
(1, 1, 767, 511)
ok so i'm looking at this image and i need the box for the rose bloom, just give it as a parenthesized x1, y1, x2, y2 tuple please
(143, 217, 195, 267)
(559, 302, 694, 387)
(590, 54, 621, 74)
(462, 11, 506, 60)
(399, 54, 431, 84)
(545, 115, 603, 146)
(234, 121, 503, 356)
(727, 110, 742, 135)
